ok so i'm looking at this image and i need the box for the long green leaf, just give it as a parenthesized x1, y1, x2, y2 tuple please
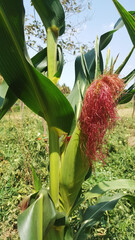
(119, 89, 135, 104)
(123, 69, 135, 84)
(31, 48, 48, 73)
(31, 0, 65, 36)
(0, 79, 8, 99)
(0, 45, 64, 119)
(0, 0, 74, 133)
(80, 47, 91, 84)
(115, 47, 134, 74)
(68, 49, 96, 123)
(94, 36, 101, 78)
(75, 193, 135, 240)
(112, 0, 135, 47)
(18, 194, 43, 240)
(18, 190, 56, 240)
(100, 29, 117, 51)
(99, 11, 135, 50)
(104, 48, 110, 73)
(118, 69, 135, 104)
(0, 79, 17, 118)
(85, 179, 135, 200)
(0, 87, 17, 119)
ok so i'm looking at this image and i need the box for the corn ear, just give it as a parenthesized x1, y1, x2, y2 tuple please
(59, 126, 89, 215)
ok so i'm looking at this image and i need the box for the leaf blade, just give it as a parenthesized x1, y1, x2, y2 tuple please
(18, 190, 57, 240)
(112, 0, 135, 47)
(75, 193, 135, 240)
(31, 0, 65, 36)
(85, 179, 135, 199)
(0, 0, 74, 134)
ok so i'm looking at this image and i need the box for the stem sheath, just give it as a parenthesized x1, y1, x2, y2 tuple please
(49, 128, 60, 209)
(47, 28, 57, 81)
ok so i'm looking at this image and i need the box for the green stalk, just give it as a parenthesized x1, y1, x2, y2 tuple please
(47, 27, 57, 81)
(49, 127, 60, 209)
(47, 27, 60, 209)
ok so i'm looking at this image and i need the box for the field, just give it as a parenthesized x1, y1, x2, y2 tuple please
(0, 100, 135, 239)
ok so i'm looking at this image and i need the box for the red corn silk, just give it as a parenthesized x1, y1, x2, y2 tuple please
(65, 136, 71, 143)
(101, 74, 124, 100)
(79, 74, 124, 165)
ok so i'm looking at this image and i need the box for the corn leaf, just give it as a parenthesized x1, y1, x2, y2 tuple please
(68, 49, 99, 123)
(31, 48, 48, 73)
(94, 36, 101, 78)
(75, 179, 135, 239)
(0, 87, 17, 119)
(31, 45, 64, 84)
(0, 0, 74, 133)
(67, 54, 89, 123)
(112, 0, 135, 48)
(100, 11, 135, 50)
(100, 29, 117, 51)
(85, 179, 135, 200)
(80, 47, 91, 84)
(104, 48, 110, 73)
(119, 69, 135, 104)
(0, 79, 17, 118)
(18, 190, 57, 240)
(75, 193, 135, 240)
(123, 69, 135, 84)
(0, 45, 63, 119)
(0, 79, 8, 99)
(115, 47, 134, 74)
(119, 89, 135, 104)
(31, 0, 65, 36)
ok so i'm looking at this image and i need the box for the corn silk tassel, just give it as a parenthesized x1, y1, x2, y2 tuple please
(79, 74, 124, 165)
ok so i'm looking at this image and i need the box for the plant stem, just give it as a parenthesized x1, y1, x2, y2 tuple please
(47, 27, 57, 81)
(49, 128, 60, 209)
(47, 27, 60, 209)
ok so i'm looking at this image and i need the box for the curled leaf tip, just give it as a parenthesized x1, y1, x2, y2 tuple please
(79, 74, 124, 165)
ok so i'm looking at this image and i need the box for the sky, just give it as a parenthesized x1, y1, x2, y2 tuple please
(24, 0, 135, 89)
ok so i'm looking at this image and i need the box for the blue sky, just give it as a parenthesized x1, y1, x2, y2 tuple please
(24, 0, 135, 89)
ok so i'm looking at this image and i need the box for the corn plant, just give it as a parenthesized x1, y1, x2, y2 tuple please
(0, 0, 135, 239)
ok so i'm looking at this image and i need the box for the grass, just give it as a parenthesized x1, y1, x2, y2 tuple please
(0, 100, 135, 239)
